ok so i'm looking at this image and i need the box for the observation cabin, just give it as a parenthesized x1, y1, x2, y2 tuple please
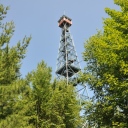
(58, 15, 72, 28)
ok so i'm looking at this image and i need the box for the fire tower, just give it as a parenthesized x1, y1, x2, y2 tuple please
(56, 15, 97, 128)
(56, 15, 80, 85)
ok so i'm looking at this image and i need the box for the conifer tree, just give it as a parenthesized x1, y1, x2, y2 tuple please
(46, 81, 81, 128)
(27, 61, 52, 128)
(23, 61, 81, 128)
(0, 4, 31, 126)
(82, 0, 128, 127)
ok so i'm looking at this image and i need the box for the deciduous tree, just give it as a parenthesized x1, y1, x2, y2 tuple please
(82, 0, 128, 127)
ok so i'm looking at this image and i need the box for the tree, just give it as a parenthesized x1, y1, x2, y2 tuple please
(0, 4, 31, 126)
(0, 79, 33, 128)
(46, 81, 81, 128)
(25, 61, 52, 128)
(23, 61, 81, 128)
(82, 0, 128, 127)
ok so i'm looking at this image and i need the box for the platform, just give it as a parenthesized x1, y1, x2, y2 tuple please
(56, 64, 80, 77)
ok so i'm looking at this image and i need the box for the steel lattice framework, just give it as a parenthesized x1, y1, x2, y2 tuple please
(56, 15, 98, 128)
(56, 15, 80, 85)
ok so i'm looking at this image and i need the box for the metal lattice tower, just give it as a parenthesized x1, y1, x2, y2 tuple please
(56, 15, 80, 85)
(56, 15, 93, 128)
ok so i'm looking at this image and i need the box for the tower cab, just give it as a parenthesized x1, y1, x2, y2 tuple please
(58, 15, 72, 28)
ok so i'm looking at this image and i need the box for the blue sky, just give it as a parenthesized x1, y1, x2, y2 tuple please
(1, 0, 119, 79)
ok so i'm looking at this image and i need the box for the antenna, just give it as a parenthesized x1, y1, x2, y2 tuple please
(64, 10, 66, 15)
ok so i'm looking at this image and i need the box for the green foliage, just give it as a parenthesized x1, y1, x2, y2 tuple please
(26, 61, 52, 128)
(24, 61, 81, 128)
(82, 0, 128, 127)
(0, 4, 31, 85)
(0, 4, 31, 127)
(47, 81, 81, 128)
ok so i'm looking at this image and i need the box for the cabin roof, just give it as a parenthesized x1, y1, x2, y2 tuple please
(58, 15, 72, 23)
